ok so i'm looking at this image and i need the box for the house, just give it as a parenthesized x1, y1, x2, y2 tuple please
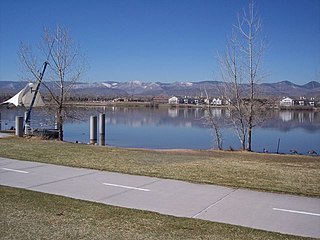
(215, 98, 222, 105)
(297, 97, 307, 106)
(309, 98, 315, 107)
(210, 97, 222, 105)
(183, 96, 195, 104)
(183, 96, 190, 104)
(280, 96, 317, 108)
(168, 96, 179, 104)
(279, 97, 294, 106)
(204, 98, 210, 105)
(153, 96, 169, 104)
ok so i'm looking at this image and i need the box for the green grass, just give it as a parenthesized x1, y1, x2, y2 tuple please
(0, 137, 319, 197)
(0, 186, 314, 240)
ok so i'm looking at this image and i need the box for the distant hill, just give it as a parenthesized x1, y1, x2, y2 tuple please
(1, 80, 319, 98)
(259, 81, 320, 97)
(302, 81, 320, 89)
(0, 81, 27, 95)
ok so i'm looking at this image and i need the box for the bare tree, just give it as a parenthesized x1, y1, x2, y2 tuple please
(202, 88, 223, 150)
(219, 31, 248, 150)
(236, 0, 265, 151)
(203, 108, 223, 150)
(219, 0, 266, 151)
(19, 26, 86, 141)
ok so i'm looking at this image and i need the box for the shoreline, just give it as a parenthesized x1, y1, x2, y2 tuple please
(65, 100, 320, 111)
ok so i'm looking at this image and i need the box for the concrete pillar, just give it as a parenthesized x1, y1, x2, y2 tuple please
(54, 114, 58, 130)
(15, 116, 23, 137)
(24, 111, 31, 135)
(99, 113, 105, 146)
(90, 116, 97, 144)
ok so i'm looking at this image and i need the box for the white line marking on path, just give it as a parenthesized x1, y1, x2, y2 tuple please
(102, 183, 150, 192)
(1, 168, 29, 174)
(273, 208, 320, 217)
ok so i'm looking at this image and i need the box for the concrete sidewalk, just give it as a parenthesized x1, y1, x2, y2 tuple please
(0, 157, 319, 238)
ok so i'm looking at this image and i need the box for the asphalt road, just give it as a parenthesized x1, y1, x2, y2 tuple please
(1, 157, 319, 238)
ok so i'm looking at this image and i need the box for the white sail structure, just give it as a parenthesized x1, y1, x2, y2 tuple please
(1, 83, 45, 107)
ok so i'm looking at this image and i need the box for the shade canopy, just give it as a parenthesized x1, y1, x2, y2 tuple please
(1, 83, 45, 107)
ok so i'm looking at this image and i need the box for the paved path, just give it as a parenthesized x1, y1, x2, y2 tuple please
(0, 157, 319, 238)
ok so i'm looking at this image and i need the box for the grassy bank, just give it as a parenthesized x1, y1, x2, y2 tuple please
(0, 137, 319, 197)
(0, 186, 313, 240)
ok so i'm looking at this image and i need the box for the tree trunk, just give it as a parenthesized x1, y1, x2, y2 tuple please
(241, 135, 246, 151)
(58, 116, 63, 141)
(247, 121, 252, 151)
(57, 108, 63, 141)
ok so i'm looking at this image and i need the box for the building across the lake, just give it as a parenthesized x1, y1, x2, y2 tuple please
(279, 97, 317, 108)
(153, 96, 169, 104)
(168, 96, 179, 104)
(280, 97, 294, 106)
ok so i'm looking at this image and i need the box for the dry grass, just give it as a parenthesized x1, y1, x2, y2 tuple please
(0, 137, 319, 197)
(0, 186, 313, 240)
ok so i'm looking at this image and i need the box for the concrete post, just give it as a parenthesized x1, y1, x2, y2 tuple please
(99, 113, 105, 146)
(24, 111, 31, 135)
(0, 112, 2, 131)
(90, 116, 97, 144)
(54, 114, 58, 130)
(15, 116, 23, 137)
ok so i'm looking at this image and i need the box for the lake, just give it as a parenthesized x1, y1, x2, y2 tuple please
(1, 106, 319, 154)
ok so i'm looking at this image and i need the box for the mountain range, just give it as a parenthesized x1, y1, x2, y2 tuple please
(0, 80, 319, 98)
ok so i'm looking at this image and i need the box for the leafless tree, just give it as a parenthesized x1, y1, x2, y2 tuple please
(203, 107, 223, 150)
(219, 31, 248, 150)
(19, 26, 86, 140)
(201, 88, 223, 150)
(219, 0, 266, 151)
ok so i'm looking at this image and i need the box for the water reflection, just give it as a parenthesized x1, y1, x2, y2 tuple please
(1, 106, 319, 131)
(279, 110, 317, 123)
(1, 106, 319, 153)
(279, 111, 293, 122)
(261, 110, 320, 133)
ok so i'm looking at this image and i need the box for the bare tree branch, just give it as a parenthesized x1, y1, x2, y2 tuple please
(18, 25, 86, 141)
(218, 0, 267, 151)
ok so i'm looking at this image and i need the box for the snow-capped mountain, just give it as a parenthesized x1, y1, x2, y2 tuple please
(1, 80, 319, 98)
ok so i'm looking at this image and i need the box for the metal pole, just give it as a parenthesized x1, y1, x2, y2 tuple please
(25, 61, 49, 127)
(15, 116, 23, 137)
(99, 113, 105, 146)
(0, 112, 2, 131)
(90, 116, 97, 144)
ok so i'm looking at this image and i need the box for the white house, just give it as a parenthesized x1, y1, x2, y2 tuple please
(279, 97, 294, 106)
(309, 98, 315, 107)
(211, 97, 222, 105)
(168, 96, 179, 104)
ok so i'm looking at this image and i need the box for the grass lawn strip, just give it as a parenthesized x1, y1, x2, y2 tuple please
(0, 186, 315, 240)
(0, 137, 319, 197)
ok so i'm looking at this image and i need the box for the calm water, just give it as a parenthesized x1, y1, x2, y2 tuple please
(1, 106, 319, 154)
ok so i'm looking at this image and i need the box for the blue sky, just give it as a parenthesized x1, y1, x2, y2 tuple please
(0, 0, 319, 84)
